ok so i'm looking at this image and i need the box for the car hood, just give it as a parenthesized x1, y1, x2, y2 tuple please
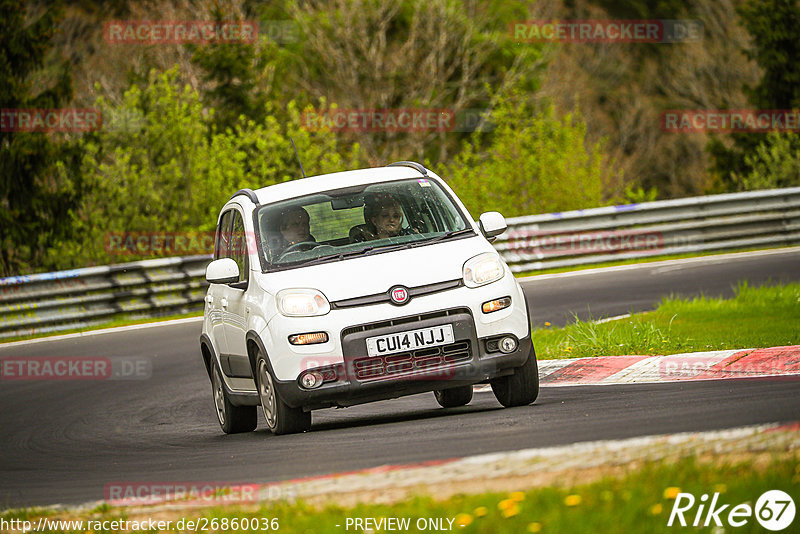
(257, 236, 497, 302)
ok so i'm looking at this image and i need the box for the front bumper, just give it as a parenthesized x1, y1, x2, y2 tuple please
(273, 306, 533, 410)
(265, 271, 529, 382)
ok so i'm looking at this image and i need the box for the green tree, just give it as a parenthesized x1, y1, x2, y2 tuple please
(443, 94, 614, 218)
(0, 0, 82, 276)
(283, 0, 545, 164)
(737, 132, 800, 190)
(709, 0, 800, 191)
(189, 5, 270, 131)
(61, 68, 361, 266)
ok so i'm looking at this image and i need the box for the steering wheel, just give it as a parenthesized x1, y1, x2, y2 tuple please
(277, 241, 320, 259)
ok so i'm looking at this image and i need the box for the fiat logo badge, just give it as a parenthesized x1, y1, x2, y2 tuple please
(390, 286, 410, 305)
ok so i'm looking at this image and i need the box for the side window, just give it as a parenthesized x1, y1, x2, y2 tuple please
(215, 210, 233, 259)
(230, 210, 249, 283)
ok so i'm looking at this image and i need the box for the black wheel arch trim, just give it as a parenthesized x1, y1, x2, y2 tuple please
(199, 334, 215, 380)
(200, 334, 259, 406)
(521, 289, 535, 365)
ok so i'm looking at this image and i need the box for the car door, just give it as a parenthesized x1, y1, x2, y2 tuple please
(219, 208, 252, 377)
(206, 209, 233, 358)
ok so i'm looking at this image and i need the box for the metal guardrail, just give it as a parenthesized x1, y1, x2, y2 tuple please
(496, 187, 800, 272)
(1, 188, 799, 340)
(0, 256, 210, 340)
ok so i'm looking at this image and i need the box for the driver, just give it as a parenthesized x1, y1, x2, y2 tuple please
(280, 206, 314, 245)
(271, 206, 315, 259)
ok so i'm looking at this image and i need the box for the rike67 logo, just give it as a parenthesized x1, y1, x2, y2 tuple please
(668, 489, 795, 531)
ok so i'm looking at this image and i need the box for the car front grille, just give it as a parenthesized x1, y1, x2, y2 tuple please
(351, 340, 471, 381)
(331, 280, 462, 309)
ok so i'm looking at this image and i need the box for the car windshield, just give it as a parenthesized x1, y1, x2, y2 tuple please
(255, 178, 472, 269)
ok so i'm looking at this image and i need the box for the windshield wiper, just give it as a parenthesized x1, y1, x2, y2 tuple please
(277, 241, 419, 268)
(364, 242, 415, 254)
(423, 228, 475, 245)
(290, 246, 376, 267)
(272, 232, 470, 269)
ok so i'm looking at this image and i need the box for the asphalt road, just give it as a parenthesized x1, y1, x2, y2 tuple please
(1, 248, 799, 508)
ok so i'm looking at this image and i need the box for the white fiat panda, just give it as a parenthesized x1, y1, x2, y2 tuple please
(200, 161, 538, 435)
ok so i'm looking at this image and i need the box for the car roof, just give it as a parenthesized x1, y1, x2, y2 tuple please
(249, 166, 432, 206)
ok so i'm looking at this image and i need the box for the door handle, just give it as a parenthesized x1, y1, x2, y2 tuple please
(220, 297, 228, 308)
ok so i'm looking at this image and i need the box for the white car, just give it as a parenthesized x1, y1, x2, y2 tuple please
(200, 161, 538, 435)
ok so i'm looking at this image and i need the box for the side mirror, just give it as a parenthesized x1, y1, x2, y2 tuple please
(206, 258, 240, 285)
(478, 211, 507, 240)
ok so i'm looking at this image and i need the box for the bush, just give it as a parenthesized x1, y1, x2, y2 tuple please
(53, 67, 360, 267)
(736, 132, 800, 191)
(442, 95, 614, 218)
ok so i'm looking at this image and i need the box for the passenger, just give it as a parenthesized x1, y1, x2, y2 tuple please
(350, 193, 415, 242)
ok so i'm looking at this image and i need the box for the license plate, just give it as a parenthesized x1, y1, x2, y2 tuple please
(366, 325, 455, 357)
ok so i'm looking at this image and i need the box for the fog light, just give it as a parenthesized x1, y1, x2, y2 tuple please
(289, 332, 329, 345)
(482, 296, 511, 314)
(300, 371, 323, 389)
(499, 336, 518, 353)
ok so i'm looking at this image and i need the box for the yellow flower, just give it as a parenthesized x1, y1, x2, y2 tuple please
(544, 322, 551, 326)
(498, 499, 516, 511)
(501, 503, 520, 518)
(510, 491, 526, 502)
(454, 513, 473, 527)
(473, 506, 488, 517)
(663, 487, 681, 500)
(564, 494, 582, 507)
(714, 484, 727, 494)
(527, 522, 543, 533)
(650, 504, 663, 515)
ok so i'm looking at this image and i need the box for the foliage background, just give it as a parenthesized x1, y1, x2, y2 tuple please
(1, 0, 798, 275)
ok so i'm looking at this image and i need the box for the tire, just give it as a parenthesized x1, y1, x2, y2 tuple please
(211, 362, 257, 434)
(255, 352, 311, 435)
(490, 344, 539, 408)
(434, 385, 473, 408)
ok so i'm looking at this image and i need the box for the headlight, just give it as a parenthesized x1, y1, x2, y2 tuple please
(277, 289, 331, 316)
(463, 252, 505, 288)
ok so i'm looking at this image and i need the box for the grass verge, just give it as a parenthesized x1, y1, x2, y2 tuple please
(0, 310, 202, 345)
(533, 281, 800, 359)
(2, 451, 796, 533)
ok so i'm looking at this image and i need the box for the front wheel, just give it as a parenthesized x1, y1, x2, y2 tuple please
(490, 345, 539, 408)
(255, 353, 311, 435)
(434, 385, 473, 408)
(212, 362, 257, 434)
